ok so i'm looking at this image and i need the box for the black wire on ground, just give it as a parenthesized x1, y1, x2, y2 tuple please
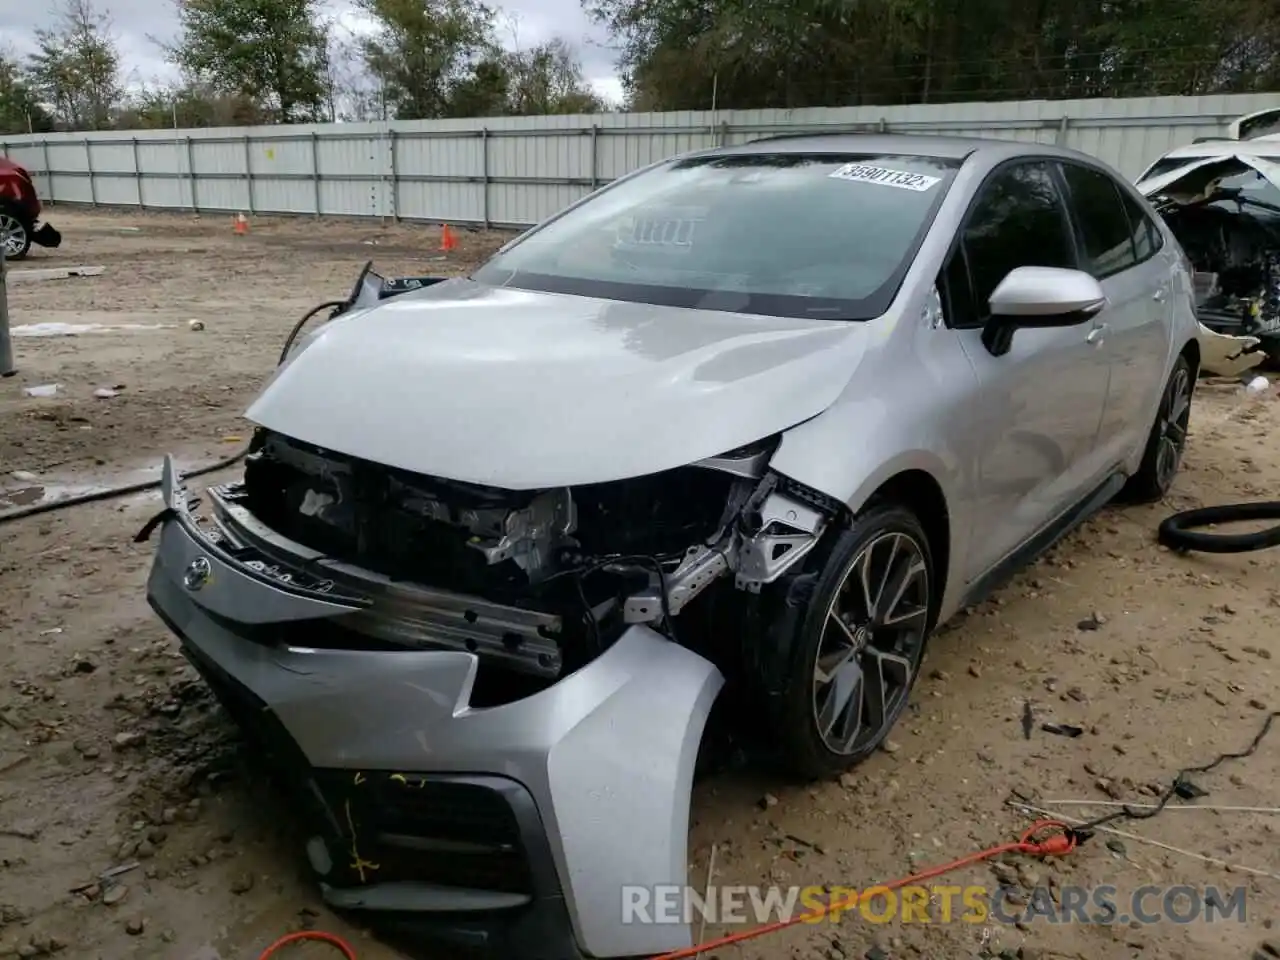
(0, 299, 348, 528)
(0, 447, 251, 526)
(1158, 501, 1280, 553)
(1065, 710, 1279, 844)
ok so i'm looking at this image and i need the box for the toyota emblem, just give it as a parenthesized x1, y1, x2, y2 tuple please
(183, 556, 212, 591)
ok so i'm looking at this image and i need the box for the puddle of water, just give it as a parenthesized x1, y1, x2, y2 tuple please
(0, 481, 113, 509)
(2, 486, 46, 506)
(0, 465, 164, 511)
(10, 322, 174, 338)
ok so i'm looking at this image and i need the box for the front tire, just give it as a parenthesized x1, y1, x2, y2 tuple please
(772, 503, 934, 780)
(0, 203, 31, 261)
(1119, 353, 1193, 503)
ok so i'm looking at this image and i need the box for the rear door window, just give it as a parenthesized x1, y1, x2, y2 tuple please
(1059, 163, 1138, 278)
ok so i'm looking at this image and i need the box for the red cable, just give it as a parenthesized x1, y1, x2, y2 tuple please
(251, 821, 1076, 960)
(256, 930, 358, 959)
(647, 820, 1077, 960)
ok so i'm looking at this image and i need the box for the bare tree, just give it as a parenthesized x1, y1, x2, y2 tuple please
(26, 0, 122, 130)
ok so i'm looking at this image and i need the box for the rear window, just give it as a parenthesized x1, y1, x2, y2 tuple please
(472, 152, 962, 320)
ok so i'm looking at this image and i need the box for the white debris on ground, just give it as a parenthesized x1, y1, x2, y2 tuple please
(10, 322, 173, 337)
(1197, 323, 1267, 378)
(6, 266, 106, 285)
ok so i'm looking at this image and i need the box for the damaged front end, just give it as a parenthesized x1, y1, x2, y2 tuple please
(1139, 153, 1280, 368)
(223, 426, 830, 677)
(143, 274, 847, 956)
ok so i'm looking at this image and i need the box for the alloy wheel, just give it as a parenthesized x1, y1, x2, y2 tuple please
(811, 531, 930, 756)
(0, 214, 26, 259)
(1155, 365, 1191, 489)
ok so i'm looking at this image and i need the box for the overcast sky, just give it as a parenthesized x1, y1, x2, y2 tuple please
(0, 0, 626, 106)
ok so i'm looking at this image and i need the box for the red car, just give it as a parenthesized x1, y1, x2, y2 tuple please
(0, 157, 61, 261)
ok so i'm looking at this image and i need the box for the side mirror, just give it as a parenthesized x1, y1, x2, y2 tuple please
(982, 266, 1107, 356)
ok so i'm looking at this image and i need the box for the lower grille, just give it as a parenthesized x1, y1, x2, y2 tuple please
(312, 771, 534, 894)
(186, 646, 535, 896)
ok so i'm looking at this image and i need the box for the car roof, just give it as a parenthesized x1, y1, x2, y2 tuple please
(704, 132, 1105, 167)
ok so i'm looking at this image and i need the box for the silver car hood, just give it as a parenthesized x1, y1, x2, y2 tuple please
(246, 280, 868, 488)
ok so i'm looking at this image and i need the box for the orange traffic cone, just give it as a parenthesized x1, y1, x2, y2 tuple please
(440, 223, 457, 252)
(234, 212, 249, 236)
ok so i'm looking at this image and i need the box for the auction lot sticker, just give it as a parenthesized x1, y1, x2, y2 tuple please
(829, 163, 941, 191)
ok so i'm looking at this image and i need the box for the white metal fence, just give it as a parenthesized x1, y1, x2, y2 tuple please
(5, 93, 1277, 229)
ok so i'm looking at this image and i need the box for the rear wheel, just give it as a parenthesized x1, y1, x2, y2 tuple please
(1119, 354, 1194, 503)
(771, 503, 934, 780)
(0, 203, 31, 261)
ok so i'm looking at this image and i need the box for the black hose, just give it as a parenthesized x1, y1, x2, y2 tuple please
(1157, 501, 1280, 553)
(278, 300, 346, 365)
(0, 299, 348, 528)
(0, 447, 251, 525)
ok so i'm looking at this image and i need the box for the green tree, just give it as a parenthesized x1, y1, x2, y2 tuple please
(504, 38, 604, 115)
(586, 0, 1280, 110)
(165, 0, 331, 122)
(445, 52, 511, 117)
(0, 54, 54, 134)
(356, 0, 495, 119)
(25, 0, 121, 130)
(115, 79, 267, 129)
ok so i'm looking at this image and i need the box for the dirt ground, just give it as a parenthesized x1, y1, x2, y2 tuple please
(0, 208, 1277, 960)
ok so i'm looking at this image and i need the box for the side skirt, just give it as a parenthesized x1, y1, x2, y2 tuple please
(960, 471, 1128, 611)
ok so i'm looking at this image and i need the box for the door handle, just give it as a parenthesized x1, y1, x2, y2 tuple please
(1086, 324, 1108, 345)
(1153, 288, 1167, 302)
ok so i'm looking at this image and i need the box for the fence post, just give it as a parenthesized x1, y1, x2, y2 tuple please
(1056, 115, 1071, 145)
(589, 125, 599, 191)
(481, 127, 490, 228)
(186, 136, 198, 212)
(84, 139, 97, 206)
(132, 138, 143, 209)
(311, 132, 321, 217)
(243, 136, 254, 214)
(42, 140, 54, 203)
(0, 244, 12, 378)
(388, 128, 399, 222)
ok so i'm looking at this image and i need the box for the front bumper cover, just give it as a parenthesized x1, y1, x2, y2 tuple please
(145, 456, 724, 958)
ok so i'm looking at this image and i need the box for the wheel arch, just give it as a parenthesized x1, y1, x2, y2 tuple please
(856, 468, 952, 629)
(1179, 335, 1201, 378)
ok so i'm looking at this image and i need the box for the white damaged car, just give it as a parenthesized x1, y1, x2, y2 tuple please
(1136, 106, 1280, 372)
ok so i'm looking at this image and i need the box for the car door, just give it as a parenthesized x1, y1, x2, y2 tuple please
(1109, 188, 1177, 458)
(940, 159, 1111, 581)
(1056, 161, 1172, 471)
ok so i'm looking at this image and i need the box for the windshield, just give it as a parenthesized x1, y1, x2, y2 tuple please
(471, 152, 962, 320)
